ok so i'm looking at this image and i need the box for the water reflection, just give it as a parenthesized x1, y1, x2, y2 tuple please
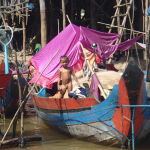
(1, 111, 150, 150)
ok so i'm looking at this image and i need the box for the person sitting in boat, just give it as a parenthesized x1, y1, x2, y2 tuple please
(58, 56, 80, 98)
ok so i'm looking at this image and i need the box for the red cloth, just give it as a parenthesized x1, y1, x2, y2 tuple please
(0, 62, 11, 99)
(0, 74, 11, 99)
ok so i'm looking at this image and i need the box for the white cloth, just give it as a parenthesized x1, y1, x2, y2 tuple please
(137, 42, 146, 49)
(69, 87, 87, 98)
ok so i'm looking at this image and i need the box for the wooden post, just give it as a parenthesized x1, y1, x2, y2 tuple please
(62, 0, 66, 29)
(116, 0, 120, 33)
(14, 51, 25, 148)
(66, 15, 71, 24)
(146, 1, 150, 71)
(146, 30, 150, 82)
(80, 43, 107, 99)
(145, 0, 149, 35)
(12, 50, 23, 138)
(22, 17, 26, 62)
(57, 19, 60, 34)
(39, 0, 47, 47)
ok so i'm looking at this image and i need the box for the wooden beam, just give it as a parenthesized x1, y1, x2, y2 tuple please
(146, 30, 150, 81)
(39, 0, 47, 47)
(97, 21, 146, 34)
(111, 14, 127, 18)
(113, 3, 131, 8)
(62, 0, 66, 29)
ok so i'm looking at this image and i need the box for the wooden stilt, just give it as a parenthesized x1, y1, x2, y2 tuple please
(62, 0, 66, 29)
(97, 21, 145, 34)
(39, 0, 47, 47)
(146, 30, 150, 82)
(22, 17, 26, 63)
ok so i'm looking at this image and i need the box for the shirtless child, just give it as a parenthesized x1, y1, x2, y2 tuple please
(58, 56, 80, 98)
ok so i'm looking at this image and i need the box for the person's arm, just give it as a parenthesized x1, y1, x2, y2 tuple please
(71, 69, 80, 87)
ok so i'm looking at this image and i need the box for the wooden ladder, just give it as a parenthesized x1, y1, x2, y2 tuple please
(109, 0, 134, 42)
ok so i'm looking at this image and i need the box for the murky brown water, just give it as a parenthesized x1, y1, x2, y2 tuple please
(0, 109, 150, 150)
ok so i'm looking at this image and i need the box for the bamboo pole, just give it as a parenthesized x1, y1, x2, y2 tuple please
(15, 54, 25, 147)
(18, 0, 21, 24)
(80, 43, 107, 99)
(116, 0, 134, 42)
(97, 21, 145, 34)
(116, 0, 120, 33)
(66, 15, 71, 24)
(146, 0, 150, 69)
(12, 51, 24, 141)
(25, 2, 28, 25)
(62, 0, 66, 29)
(109, 0, 122, 33)
(146, 30, 150, 82)
(145, 0, 149, 33)
(22, 17, 26, 62)
(127, 0, 141, 69)
(39, 0, 47, 47)
(19, 110, 24, 147)
(141, 0, 144, 42)
(57, 19, 60, 34)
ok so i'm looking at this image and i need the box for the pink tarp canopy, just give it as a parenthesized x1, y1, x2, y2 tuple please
(29, 24, 142, 88)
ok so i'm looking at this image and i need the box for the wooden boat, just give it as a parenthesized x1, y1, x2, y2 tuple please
(31, 60, 150, 147)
